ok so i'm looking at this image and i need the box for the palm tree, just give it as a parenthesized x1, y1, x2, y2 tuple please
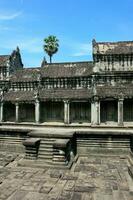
(43, 35, 59, 63)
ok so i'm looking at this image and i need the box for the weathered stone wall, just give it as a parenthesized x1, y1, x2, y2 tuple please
(0, 130, 28, 153)
(94, 61, 133, 72)
(76, 133, 131, 155)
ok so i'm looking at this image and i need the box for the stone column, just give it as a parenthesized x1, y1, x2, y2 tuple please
(118, 98, 124, 126)
(91, 97, 100, 125)
(15, 102, 19, 122)
(0, 102, 3, 122)
(35, 100, 40, 123)
(91, 101, 94, 124)
(64, 100, 70, 124)
(6, 66, 10, 78)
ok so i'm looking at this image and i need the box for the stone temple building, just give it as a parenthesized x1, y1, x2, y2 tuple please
(1, 40, 133, 199)
(1, 39, 133, 126)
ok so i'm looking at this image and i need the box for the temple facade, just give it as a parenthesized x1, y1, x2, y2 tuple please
(1, 40, 133, 126)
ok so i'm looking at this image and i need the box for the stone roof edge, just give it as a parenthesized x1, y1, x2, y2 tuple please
(92, 39, 133, 45)
(0, 55, 10, 58)
(17, 61, 93, 70)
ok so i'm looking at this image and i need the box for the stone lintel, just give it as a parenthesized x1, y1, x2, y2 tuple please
(23, 138, 40, 147)
(28, 130, 74, 139)
(53, 139, 70, 148)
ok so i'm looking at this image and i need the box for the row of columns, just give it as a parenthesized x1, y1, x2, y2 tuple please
(0, 100, 73, 124)
(0, 100, 40, 123)
(0, 98, 124, 126)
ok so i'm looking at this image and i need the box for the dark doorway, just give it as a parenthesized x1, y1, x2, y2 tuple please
(101, 100, 118, 122)
(70, 102, 91, 123)
(19, 104, 35, 122)
(3, 103, 15, 122)
(40, 101, 64, 122)
(124, 99, 133, 121)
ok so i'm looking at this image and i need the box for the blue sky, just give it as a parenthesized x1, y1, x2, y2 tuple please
(0, 0, 133, 67)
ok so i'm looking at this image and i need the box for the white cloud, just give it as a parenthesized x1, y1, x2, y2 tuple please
(0, 25, 10, 31)
(0, 38, 43, 54)
(72, 43, 92, 57)
(0, 11, 22, 20)
(20, 0, 24, 5)
(60, 37, 92, 57)
(19, 39, 43, 53)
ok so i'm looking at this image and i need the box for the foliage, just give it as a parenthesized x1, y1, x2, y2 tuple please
(43, 35, 59, 63)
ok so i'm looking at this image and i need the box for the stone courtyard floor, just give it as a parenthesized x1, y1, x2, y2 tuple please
(0, 153, 133, 200)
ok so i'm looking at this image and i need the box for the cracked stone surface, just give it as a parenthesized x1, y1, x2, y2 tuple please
(0, 153, 133, 199)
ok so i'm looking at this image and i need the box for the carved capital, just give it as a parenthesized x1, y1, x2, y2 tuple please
(15, 102, 19, 106)
(92, 95, 99, 103)
(118, 92, 124, 101)
(63, 99, 70, 104)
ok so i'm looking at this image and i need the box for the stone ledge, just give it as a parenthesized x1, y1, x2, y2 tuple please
(23, 138, 40, 147)
(53, 139, 70, 148)
(18, 158, 73, 169)
(28, 130, 75, 138)
(76, 130, 133, 136)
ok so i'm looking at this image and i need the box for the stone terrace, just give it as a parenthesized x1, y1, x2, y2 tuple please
(0, 153, 133, 200)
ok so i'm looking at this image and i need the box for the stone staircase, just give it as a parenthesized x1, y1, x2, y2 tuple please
(22, 136, 73, 168)
(37, 138, 55, 163)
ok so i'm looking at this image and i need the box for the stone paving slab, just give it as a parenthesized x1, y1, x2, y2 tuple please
(0, 153, 133, 199)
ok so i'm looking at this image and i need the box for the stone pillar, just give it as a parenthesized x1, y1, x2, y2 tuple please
(91, 97, 100, 125)
(64, 100, 70, 124)
(0, 102, 3, 122)
(6, 66, 10, 78)
(15, 102, 19, 122)
(118, 98, 124, 126)
(91, 101, 94, 124)
(35, 100, 40, 123)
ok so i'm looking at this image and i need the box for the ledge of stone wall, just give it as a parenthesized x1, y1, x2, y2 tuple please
(23, 138, 40, 160)
(23, 138, 40, 147)
(28, 130, 75, 139)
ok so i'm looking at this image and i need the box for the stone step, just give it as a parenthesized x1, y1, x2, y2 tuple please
(0, 139, 24, 143)
(39, 148, 53, 152)
(52, 161, 68, 166)
(0, 139, 23, 142)
(37, 158, 53, 164)
(40, 140, 54, 144)
(40, 141, 53, 144)
(39, 144, 53, 149)
(38, 153, 53, 158)
(53, 158, 66, 163)
(38, 155, 53, 162)
(39, 142, 53, 145)
(26, 150, 37, 154)
(0, 136, 25, 139)
(38, 138, 54, 161)
(53, 151, 65, 155)
(38, 152, 53, 157)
